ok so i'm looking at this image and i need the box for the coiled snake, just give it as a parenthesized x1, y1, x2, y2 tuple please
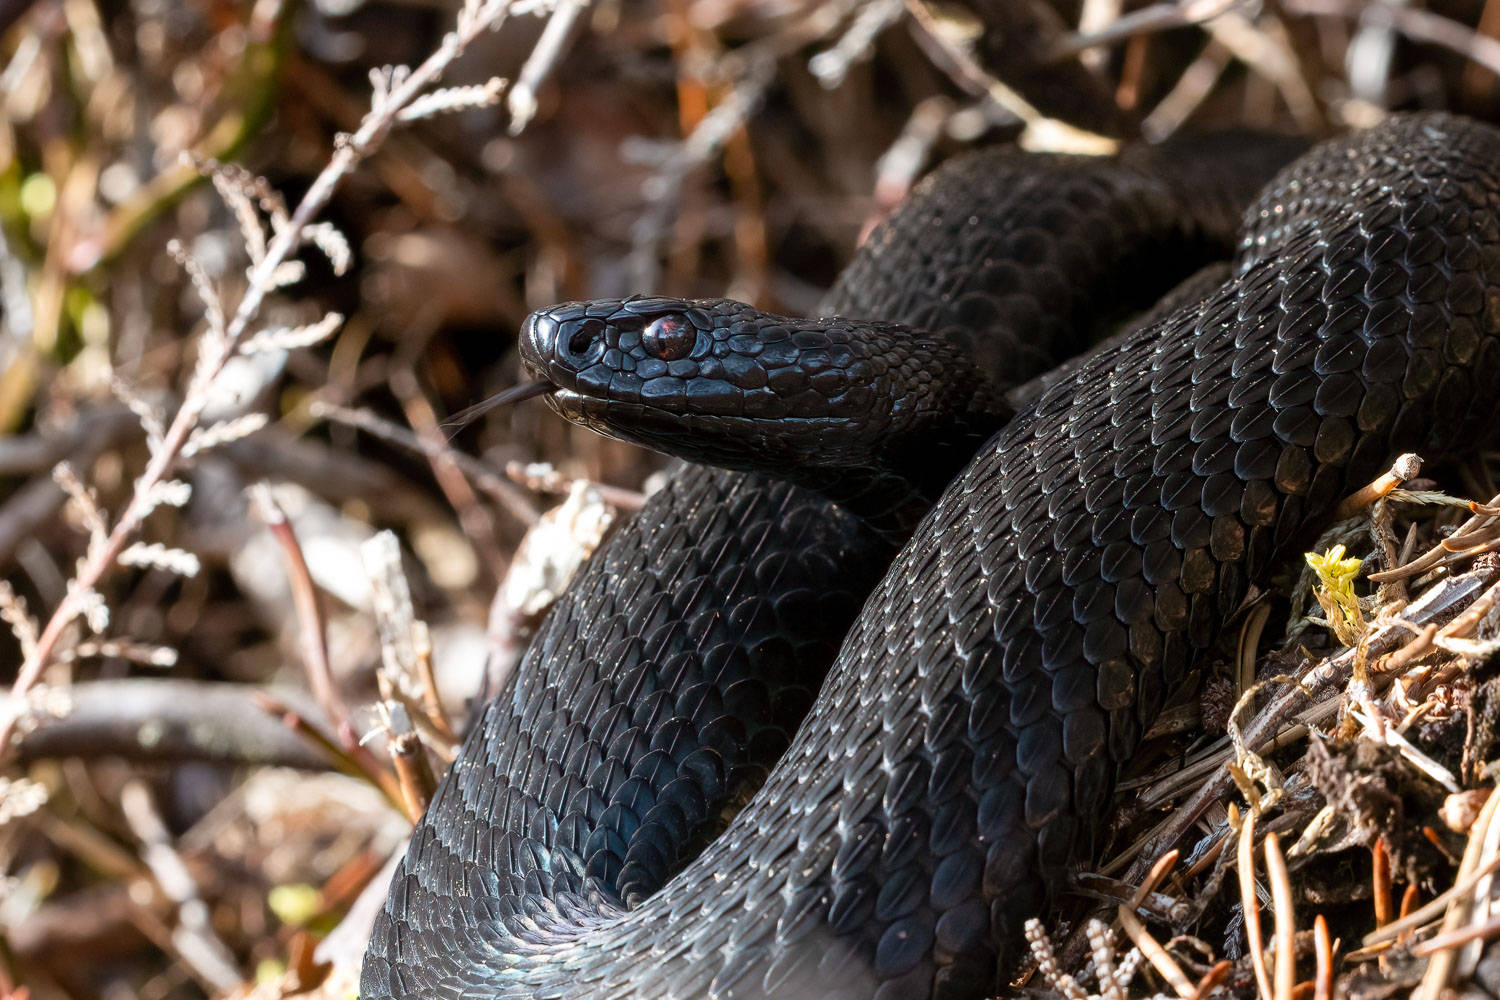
(362, 114, 1500, 999)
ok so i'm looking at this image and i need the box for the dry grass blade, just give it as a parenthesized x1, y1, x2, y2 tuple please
(1116, 904, 1196, 998)
(311, 400, 541, 524)
(1313, 915, 1333, 1000)
(1412, 912, 1500, 957)
(1384, 4, 1500, 77)
(903, 0, 1116, 153)
(1415, 786, 1500, 1000)
(1239, 807, 1275, 1000)
(1435, 577, 1500, 644)
(1349, 708, 1460, 792)
(1141, 39, 1232, 140)
(120, 780, 240, 992)
(1373, 838, 1393, 927)
(1202, 11, 1324, 132)
(1264, 832, 1296, 1000)
(1404, 779, 1500, 1000)
(1363, 851, 1500, 946)
(504, 459, 647, 511)
(1238, 602, 1273, 705)
(1367, 490, 1500, 582)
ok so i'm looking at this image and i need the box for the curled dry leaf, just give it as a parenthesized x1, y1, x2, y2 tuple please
(498, 480, 616, 625)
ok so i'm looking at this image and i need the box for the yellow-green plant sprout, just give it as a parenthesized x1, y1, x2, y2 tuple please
(1305, 544, 1366, 646)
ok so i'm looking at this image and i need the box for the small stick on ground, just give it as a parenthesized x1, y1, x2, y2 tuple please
(1049, 0, 1241, 60)
(382, 700, 437, 820)
(312, 399, 541, 525)
(1414, 785, 1500, 1000)
(1337, 453, 1422, 518)
(391, 369, 508, 582)
(1412, 912, 1500, 956)
(1368, 489, 1500, 583)
(505, 460, 648, 511)
(1363, 852, 1500, 946)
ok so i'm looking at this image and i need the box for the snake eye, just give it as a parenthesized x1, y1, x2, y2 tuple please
(642, 314, 696, 361)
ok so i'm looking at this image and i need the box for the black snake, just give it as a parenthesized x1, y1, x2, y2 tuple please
(362, 113, 1500, 999)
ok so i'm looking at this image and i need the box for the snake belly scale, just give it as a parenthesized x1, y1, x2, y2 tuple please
(363, 114, 1500, 999)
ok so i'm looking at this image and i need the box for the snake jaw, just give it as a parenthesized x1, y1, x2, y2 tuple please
(544, 385, 623, 440)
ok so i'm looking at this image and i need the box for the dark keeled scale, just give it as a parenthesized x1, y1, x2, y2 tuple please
(359, 119, 1497, 999)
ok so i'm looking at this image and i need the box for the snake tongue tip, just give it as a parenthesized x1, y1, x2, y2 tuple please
(443, 380, 554, 435)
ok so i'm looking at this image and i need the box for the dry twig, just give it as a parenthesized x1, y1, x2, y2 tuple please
(0, 0, 550, 754)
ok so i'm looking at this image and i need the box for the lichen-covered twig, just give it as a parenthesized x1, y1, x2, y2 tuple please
(0, 0, 553, 755)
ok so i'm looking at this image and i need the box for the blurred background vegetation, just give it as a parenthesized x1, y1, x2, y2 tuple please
(5, 1, 1500, 998)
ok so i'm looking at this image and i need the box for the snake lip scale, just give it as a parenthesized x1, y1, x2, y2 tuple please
(364, 113, 1500, 1000)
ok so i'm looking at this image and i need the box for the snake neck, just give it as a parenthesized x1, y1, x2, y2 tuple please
(793, 320, 1014, 541)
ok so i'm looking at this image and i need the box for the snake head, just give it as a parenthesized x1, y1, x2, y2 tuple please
(517, 295, 940, 471)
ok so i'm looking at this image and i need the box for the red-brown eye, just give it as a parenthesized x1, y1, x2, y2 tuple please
(643, 315, 696, 361)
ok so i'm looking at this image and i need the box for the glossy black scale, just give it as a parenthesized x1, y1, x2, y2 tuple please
(356, 123, 1500, 1000)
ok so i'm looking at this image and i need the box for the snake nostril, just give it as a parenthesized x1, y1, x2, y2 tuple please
(566, 319, 606, 361)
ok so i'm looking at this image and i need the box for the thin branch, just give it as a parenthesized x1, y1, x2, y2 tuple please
(1050, 0, 1245, 60)
(120, 781, 241, 992)
(311, 399, 541, 525)
(8, 679, 330, 769)
(0, 0, 554, 754)
(249, 484, 349, 744)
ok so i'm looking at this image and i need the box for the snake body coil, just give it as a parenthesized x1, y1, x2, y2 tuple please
(363, 114, 1500, 999)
